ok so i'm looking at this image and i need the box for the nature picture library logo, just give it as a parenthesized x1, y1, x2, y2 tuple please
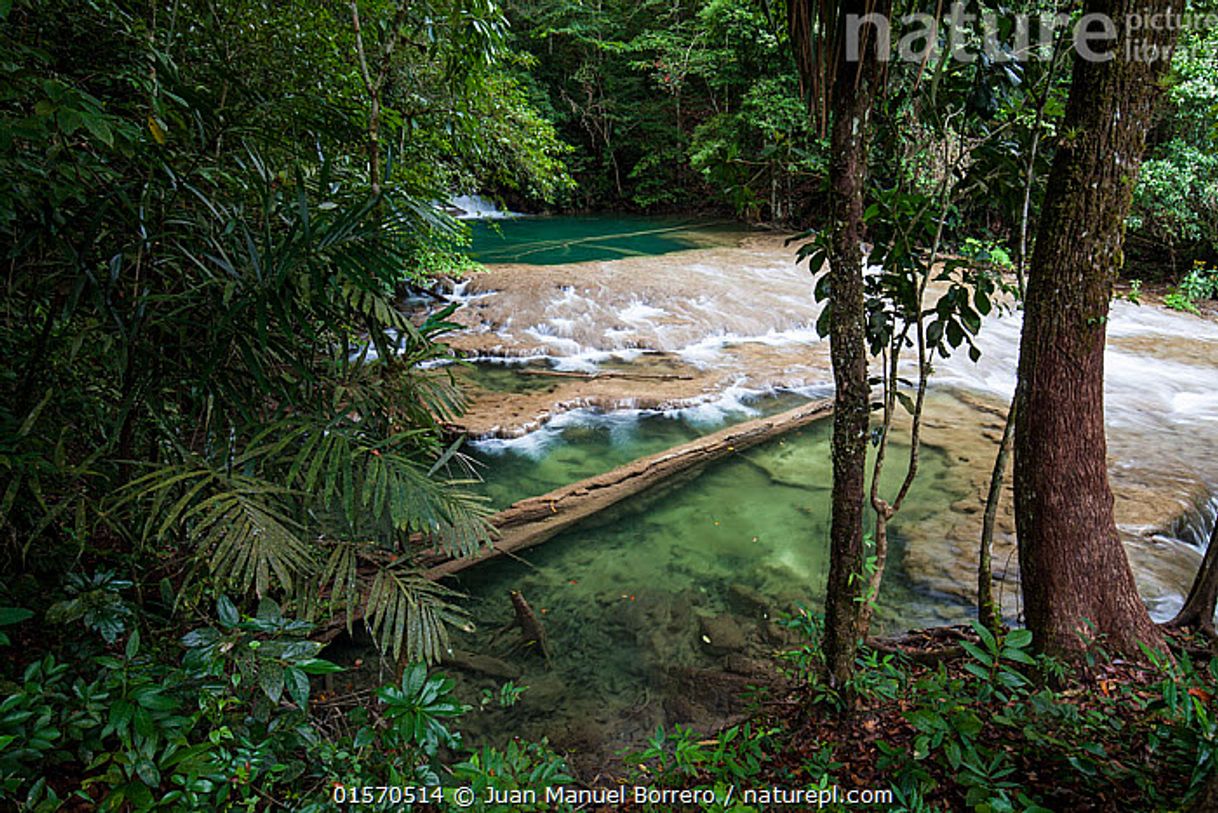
(841, 2, 1217, 64)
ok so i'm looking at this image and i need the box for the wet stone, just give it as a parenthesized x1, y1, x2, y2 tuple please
(723, 654, 772, 677)
(664, 695, 717, 731)
(441, 650, 523, 681)
(763, 619, 796, 647)
(521, 672, 567, 711)
(727, 582, 771, 619)
(950, 499, 981, 515)
(667, 592, 694, 632)
(698, 613, 747, 653)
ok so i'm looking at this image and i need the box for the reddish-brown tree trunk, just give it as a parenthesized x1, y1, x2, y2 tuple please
(1014, 0, 1181, 657)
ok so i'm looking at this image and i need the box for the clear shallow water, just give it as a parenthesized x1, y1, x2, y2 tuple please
(469, 215, 747, 265)
(462, 400, 965, 623)
(438, 396, 972, 769)
(410, 220, 1218, 773)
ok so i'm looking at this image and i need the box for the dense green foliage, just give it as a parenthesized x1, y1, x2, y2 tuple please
(2, 0, 1216, 807)
(507, 0, 824, 219)
(1131, 14, 1218, 269)
(508, 0, 1216, 278)
(0, 0, 573, 806)
(1, 596, 574, 809)
(0, 0, 573, 658)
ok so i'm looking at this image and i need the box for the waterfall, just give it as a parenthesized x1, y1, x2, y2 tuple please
(448, 193, 519, 220)
(1173, 494, 1218, 551)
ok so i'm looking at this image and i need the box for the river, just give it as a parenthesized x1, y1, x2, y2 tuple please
(358, 217, 1218, 778)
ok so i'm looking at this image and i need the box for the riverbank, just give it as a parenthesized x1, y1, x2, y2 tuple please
(433, 232, 1218, 626)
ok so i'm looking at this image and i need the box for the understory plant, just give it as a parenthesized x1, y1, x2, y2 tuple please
(719, 612, 1218, 812)
(0, 597, 573, 811)
(627, 722, 780, 813)
(1164, 262, 1218, 314)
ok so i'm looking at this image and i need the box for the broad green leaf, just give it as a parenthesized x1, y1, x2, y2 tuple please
(125, 629, 140, 660)
(217, 595, 238, 628)
(0, 607, 33, 626)
(1004, 628, 1033, 649)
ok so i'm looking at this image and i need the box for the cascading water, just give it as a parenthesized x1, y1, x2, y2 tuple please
(931, 300, 1218, 619)
(366, 220, 1218, 775)
(448, 193, 519, 220)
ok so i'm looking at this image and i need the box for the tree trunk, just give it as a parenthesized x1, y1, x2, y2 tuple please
(1166, 519, 1218, 637)
(820, 13, 883, 691)
(350, 1, 411, 197)
(1014, 0, 1181, 657)
(349, 2, 381, 195)
(978, 399, 1015, 636)
(788, 0, 886, 688)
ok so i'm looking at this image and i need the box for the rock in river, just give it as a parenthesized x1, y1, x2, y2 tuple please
(441, 650, 522, 681)
(698, 613, 747, 654)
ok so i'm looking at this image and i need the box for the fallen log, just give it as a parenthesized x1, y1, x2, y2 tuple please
(422, 397, 833, 579)
(314, 397, 832, 645)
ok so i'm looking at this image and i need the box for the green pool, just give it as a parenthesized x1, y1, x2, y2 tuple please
(437, 395, 973, 770)
(469, 215, 748, 265)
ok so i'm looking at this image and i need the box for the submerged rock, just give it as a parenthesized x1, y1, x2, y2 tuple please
(727, 582, 771, 620)
(521, 671, 567, 711)
(441, 650, 522, 681)
(664, 695, 718, 731)
(723, 654, 773, 677)
(698, 613, 747, 653)
(664, 664, 780, 715)
(667, 591, 694, 632)
(763, 619, 797, 647)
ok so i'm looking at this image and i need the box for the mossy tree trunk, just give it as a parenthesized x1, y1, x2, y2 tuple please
(788, 0, 888, 688)
(821, 61, 875, 689)
(1014, 0, 1181, 657)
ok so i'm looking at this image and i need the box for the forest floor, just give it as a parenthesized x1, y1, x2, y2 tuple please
(608, 625, 1216, 812)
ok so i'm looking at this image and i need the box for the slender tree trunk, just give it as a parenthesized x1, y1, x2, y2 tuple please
(978, 400, 1015, 635)
(788, 0, 887, 687)
(1014, 0, 1181, 657)
(821, 16, 880, 691)
(350, 1, 411, 197)
(350, 2, 381, 195)
(1166, 519, 1218, 637)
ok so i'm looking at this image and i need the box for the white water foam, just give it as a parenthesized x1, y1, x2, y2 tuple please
(471, 382, 830, 453)
(934, 301, 1218, 434)
(449, 194, 520, 220)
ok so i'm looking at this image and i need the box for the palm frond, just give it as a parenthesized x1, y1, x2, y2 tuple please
(194, 486, 315, 597)
(113, 463, 315, 597)
(365, 563, 469, 664)
(308, 537, 363, 626)
(276, 419, 492, 553)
